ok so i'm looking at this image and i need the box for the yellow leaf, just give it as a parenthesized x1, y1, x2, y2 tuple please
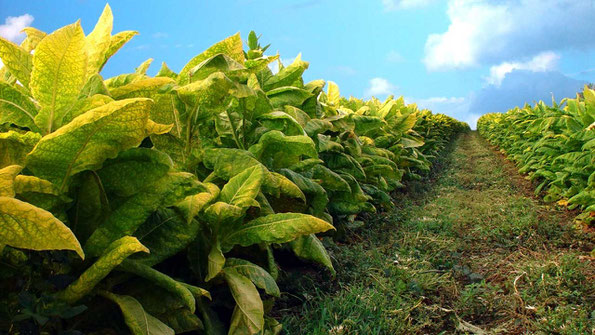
(0, 196, 83, 259)
(86, 4, 113, 77)
(31, 22, 88, 133)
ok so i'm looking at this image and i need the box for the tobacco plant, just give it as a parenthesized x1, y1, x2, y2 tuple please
(478, 88, 595, 225)
(0, 5, 467, 334)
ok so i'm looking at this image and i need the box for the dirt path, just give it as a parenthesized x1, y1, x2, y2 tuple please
(280, 132, 594, 334)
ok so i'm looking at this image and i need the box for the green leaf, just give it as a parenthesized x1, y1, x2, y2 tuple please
(258, 111, 306, 136)
(266, 86, 313, 108)
(280, 168, 329, 215)
(85, 4, 113, 77)
(206, 240, 226, 282)
(249, 130, 317, 169)
(59, 94, 114, 127)
(0, 196, 83, 258)
(178, 33, 244, 84)
(0, 37, 33, 88)
(120, 259, 197, 313)
(392, 112, 418, 133)
(263, 54, 309, 91)
(156, 62, 178, 79)
(175, 182, 220, 223)
(203, 148, 263, 180)
(13, 174, 66, 211)
(264, 171, 306, 201)
(0, 82, 39, 131)
(100, 291, 175, 335)
(0, 165, 22, 197)
(97, 148, 173, 198)
(57, 236, 147, 303)
(401, 135, 424, 148)
(175, 72, 234, 112)
(223, 269, 264, 335)
(312, 165, 351, 192)
(84, 172, 202, 256)
(79, 74, 110, 98)
(204, 201, 244, 225)
(26, 98, 156, 191)
(188, 53, 248, 82)
(220, 165, 265, 209)
(110, 77, 175, 100)
(0, 131, 40, 168)
(220, 213, 335, 252)
(247, 31, 258, 50)
(105, 73, 145, 89)
(31, 22, 88, 133)
(136, 58, 154, 75)
(290, 234, 335, 275)
(224, 258, 280, 297)
(133, 209, 201, 266)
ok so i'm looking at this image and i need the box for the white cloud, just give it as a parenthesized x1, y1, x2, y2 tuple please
(486, 51, 560, 86)
(423, 0, 595, 71)
(365, 77, 397, 97)
(386, 50, 405, 63)
(383, 0, 436, 10)
(0, 14, 34, 43)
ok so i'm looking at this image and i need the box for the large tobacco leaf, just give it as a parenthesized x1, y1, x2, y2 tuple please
(219, 165, 265, 208)
(223, 268, 264, 335)
(100, 291, 175, 335)
(0, 131, 41, 168)
(26, 98, 161, 192)
(0, 82, 39, 131)
(57, 236, 148, 303)
(220, 213, 335, 252)
(31, 22, 88, 133)
(84, 172, 202, 256)
(178, 33, 245, 84)
(0, 37, 33, 88)
(0, 196, 84, 258)
(85, 4, 113, 78)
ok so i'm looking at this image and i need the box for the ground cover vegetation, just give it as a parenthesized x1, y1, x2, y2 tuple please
(0, 5, 468, 334)
(280, 133, 594, 334)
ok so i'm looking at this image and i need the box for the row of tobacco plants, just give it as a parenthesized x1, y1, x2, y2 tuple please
(0, 5, 468, 335)
(478, 88, 595, 226)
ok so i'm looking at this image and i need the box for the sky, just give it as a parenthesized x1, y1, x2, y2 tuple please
(1, 0, 594, 128)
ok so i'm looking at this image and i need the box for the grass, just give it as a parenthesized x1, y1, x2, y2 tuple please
(277, 132, 595, 334)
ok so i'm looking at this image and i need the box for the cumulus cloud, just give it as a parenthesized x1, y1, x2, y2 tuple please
(424, 0, 595, 71)
(365, 77, 397, 97)
(486, 51, 560, 86)
(0, 14, 34, 43)
(383, 0, 436, 11)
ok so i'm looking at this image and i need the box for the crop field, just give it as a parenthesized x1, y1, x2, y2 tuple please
(0, 4, 593, 335)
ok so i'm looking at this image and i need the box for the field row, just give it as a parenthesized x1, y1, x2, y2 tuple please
(478, 88, 595, 226)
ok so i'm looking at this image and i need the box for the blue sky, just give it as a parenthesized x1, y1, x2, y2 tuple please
(1, 0, 594, 128)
